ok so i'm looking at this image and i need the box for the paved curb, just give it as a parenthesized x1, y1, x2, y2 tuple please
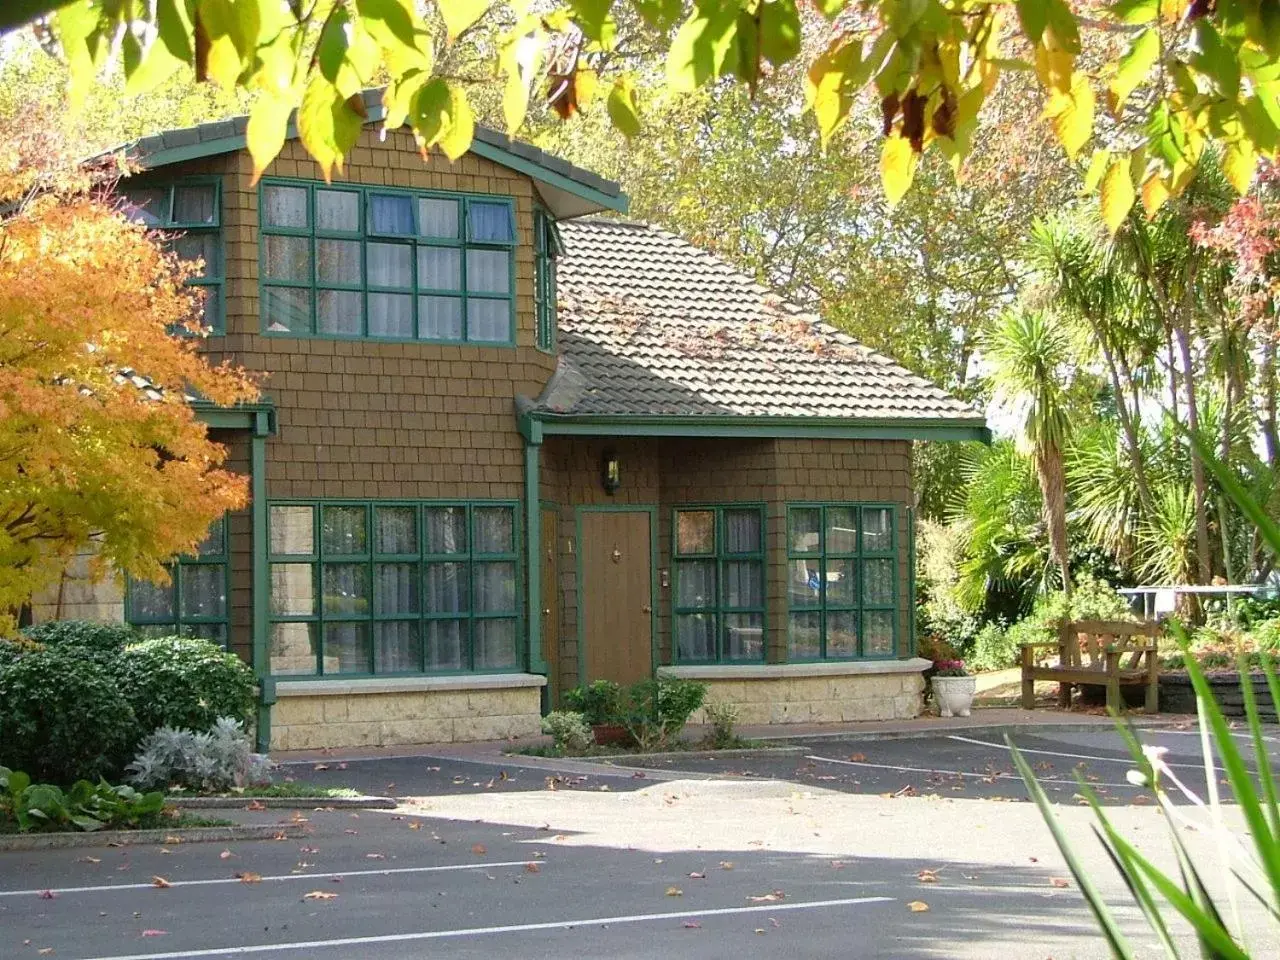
(0, 823, 309, 852)
(168, 795, 397, 810)
(585, 745, 806, 764)
(758, 718, 1181, 744)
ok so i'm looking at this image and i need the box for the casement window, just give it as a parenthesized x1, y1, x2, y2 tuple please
(534, 209, 562, 352)
(119, 179, 224, 333)
(786, 504, 898, 660)
(259, 180, 516, 344)
(267, 501, 521, 677)
(672, 505, 766, 663)
(126, 516, 229, 645)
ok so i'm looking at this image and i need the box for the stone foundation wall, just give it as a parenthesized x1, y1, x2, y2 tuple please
(270, 677, 545, 751)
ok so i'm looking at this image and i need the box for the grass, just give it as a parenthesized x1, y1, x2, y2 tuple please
(0, 810, 235, 835)
(166, 782, 362, 800)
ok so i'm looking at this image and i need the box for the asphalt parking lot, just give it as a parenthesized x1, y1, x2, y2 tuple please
(3, 723, 1276, 960)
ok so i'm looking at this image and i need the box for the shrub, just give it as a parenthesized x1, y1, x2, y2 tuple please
(1252, 617, 1280, 653)
(22, 619, 139, 654)
(126, 718, 272, 794)
(620, 677, 707, 751)
(702, 700, 740, 749)
(563, 679, 622, 726)
(540, 711, 594, 754)
(0, 636, 41, 666)
(0, 766, 166, 833)
(0, 646, 140, 784)
(967, 621, 1017, 672)
(116, 636, 255, 734)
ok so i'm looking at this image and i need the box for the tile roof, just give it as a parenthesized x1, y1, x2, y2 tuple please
(532, 219, 985, 426)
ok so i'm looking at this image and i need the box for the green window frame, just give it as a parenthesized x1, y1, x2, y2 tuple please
(672, 505, 766, 663)
(267, 500, 522, 678)
(258, 179, 517, 345)
(119, 177, 224, 333)
(126, 515, 230, 646)
(534, 208, 561, 353)
(786, 503, 898, 661)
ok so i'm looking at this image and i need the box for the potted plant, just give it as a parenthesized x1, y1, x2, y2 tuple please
(930, 659, 976, 717)
(563, 680, 627, 745)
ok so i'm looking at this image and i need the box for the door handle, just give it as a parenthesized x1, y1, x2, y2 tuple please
(543, 608, 551, 615)
(642, 605, 652, 614)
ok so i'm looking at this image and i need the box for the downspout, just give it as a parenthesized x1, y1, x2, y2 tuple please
(251, 410, 275, 753)
(524, 432, 548, 711)
(907, 506, 917, 659)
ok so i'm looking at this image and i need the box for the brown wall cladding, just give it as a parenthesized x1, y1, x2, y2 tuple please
(540, 436, 914, 702)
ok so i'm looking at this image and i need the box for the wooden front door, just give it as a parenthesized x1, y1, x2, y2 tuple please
(540, 507, 559, 700)
(580, 509, 654, 687)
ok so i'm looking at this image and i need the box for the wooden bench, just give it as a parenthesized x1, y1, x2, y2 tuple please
(1021, 619, 1162, 713)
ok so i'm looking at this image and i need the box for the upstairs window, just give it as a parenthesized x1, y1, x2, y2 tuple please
(259, 181, 517, 344)
(534, 209, 561, 352)
(120, 180, 224, 333)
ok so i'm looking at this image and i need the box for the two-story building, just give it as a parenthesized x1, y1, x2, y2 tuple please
(35, 91, 988, 751)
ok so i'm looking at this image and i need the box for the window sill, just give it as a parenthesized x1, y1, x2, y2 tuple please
(274, 674, 547, 697)
(658, 658, 931, 681)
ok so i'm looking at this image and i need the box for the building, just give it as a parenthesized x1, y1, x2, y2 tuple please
(34, 92, 988, 751)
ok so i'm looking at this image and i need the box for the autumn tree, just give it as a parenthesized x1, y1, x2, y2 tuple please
(0, 114, 258, 629)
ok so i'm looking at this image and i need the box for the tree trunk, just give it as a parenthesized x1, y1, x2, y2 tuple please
(1175, 321, 1213, 585)
(1263, 336, 1278, 466)
(1037, 442, 1072, 599)
(1096, 325, 1154, 517)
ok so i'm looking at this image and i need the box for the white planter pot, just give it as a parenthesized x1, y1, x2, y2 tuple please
(932, 676, 977, 718)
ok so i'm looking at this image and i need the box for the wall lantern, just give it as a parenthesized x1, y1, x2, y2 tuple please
(601, 450, 621, 494)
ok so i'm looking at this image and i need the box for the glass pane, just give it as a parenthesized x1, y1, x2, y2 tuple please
(121, 187, 168, 225)
(263, 286, 311, 333)
(367, 292, 412, 338)
(322, 563, 369, 616)
(196, 517, 225, 557)
(375, 621, 419, 673)
(417, 247, 461, 290)
(827, 611, 859, 658)
(676, 560, 715, 609)
(316, 238, 361, 285)
(473, 506, 514, 553)
(788, 559, 821, 607)
(187, 623, 227, 646)
(424, 562, 468, 613)
(375, 506, 417, 554)
(316, 189, 359, 232)
(137, 623, 178, 638)
(864, 558, 895, 606)
(788, 507, 821, 554)
(863, 507, 893, 553)
(263, 235, 310, 281)
(475, 619, 517, 669)
(130, 576, 174, 620)
(467, 298, 509, 342)
(474, 562, 515, 613)
(864, 610, 895, 656)
(418, 295, 462, 340)
(317, 290, 362, 335)
(468, 200, 515, 243)
(418, 198, 458, 238)
(367, 241, 412, 288)
(180, 564, 225, 618)
(425, 619, 464, 670)
(374, 563, 418, 615)
(788, 611, 821, 659)
(270, 622, 317, 675)
(368, 194, 415, 235)
(676, 613, 714, 661)
(270, 563, 314, 615)
(322, 505, 367, 554)
(725, 560, 762, 608)
(195, 286, 220, 329)
(173, 184, 216, 224)
(425, 507, 467, 554)
(724, 612, 763, 661)
(826, 506, 858, 554)
(263, 184, 308, 228)
(323, 622, 369, 674)
(466, 248, 509, 294)
(675, 511, 714, 555)
(826, 558, 857, 606)
(724, 509, 761, 554)
(270, 505, 314, 555)
(172, 233, 219, 278)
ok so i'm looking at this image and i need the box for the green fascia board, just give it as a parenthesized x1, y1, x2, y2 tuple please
(526, 412, 991, 443)
(135, 115, 629, 217)
(193, 400, 278, 435)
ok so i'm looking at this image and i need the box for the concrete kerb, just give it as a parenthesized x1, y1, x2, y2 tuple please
(751, 717, 1183, 744)
(0, 823, 310, 852)
(168, 795, 397, 810)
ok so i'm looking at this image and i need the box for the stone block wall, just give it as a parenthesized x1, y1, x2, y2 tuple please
(29, 540, 124, 624)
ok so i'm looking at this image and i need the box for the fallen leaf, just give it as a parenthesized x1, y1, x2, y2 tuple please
(365, 853, 386, 860)
(1050, 877, 1071, 888)
(848, 752, 866, 762)
(719, 861, 734, 870)
(689, 871, 705, 879)
(38, 949, 53, 956)
(219, 850, 235, 860)
(653, 858, 664, 864)
(313, 763, 329, 771)
(525, 862, 540, 873)
(77, 857, 101, 864)
(159, 848, 172, 855)
(37, 889, 57, 899)
(754, 928, 766, 935)
(337, 762, 348, 770)
(409, 822, 422, 830)
(141, 930, 167, 937)
(908, 901, 930, 912)
(666, 886, 683, 897)
(747, 890, 785, 903)
(830, 860, 846, 870)
(299, 846, 319, 854)
(471, 844, 487, 856)
(917, 869, 940, 883)
(163, 836, 182, 844)
(343, 830, 358, 836)
(150, 876, 172, 889)
(682, 920, 701, 929)
(246, 800, 266, 811)
(303, 890, 338, 901)
(236, 872, 262, 884)
(770, 918, 780, 929)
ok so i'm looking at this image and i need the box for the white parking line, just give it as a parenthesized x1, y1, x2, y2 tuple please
(805, 754, 1138, 789)
(0, 860, 534, 899)
(948, 734, 1224, 772)
(82, 895, 894, 959)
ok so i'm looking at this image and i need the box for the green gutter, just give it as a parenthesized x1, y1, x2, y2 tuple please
(193, 401, 277, 433)
(524, 439, 548, 704)
(524, 411, 990, 443)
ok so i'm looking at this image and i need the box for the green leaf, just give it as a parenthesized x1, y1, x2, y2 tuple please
(569, 0, 615, 45)
(246, 96, 293, 181)
(1222, 137, 1257, 193)
(1015, 0, 1047, 45)
(1191, 20, 1241, 99)
(499, 19, 545, 133)
(1186, 427, 1280, 559)
(55, 1, 103, 110)
(1022, 0, 1080, 53)
(1108, 27, 1158, 117)
(297, 75, 364, 181)
(1240, 653, 1280, 844)
(806, 38, 863, 145)
(197, 0, 255, 89)
(880, 134, 917, 207)
(666, 0, 742, 93)
(759, 0, 800, 67)
(606, 76, 642, 137)
(1100, 156, 1135, 233)
(1046, 71, 1094, 159)
(632, 0, 683, 29)
(1081, 148, 1109, 195)
(813, 0, 844, 20)
(156, 0, 195, 63)
(1111, 0, 1157, 24)
(437, 0, 495, 41)
(411, 78, 475, 161)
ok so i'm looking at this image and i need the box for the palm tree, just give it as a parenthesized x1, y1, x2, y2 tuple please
(984, 309, 1075, 597)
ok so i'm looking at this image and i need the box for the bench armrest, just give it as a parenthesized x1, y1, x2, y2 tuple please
(1020, 640, 1061, 649)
